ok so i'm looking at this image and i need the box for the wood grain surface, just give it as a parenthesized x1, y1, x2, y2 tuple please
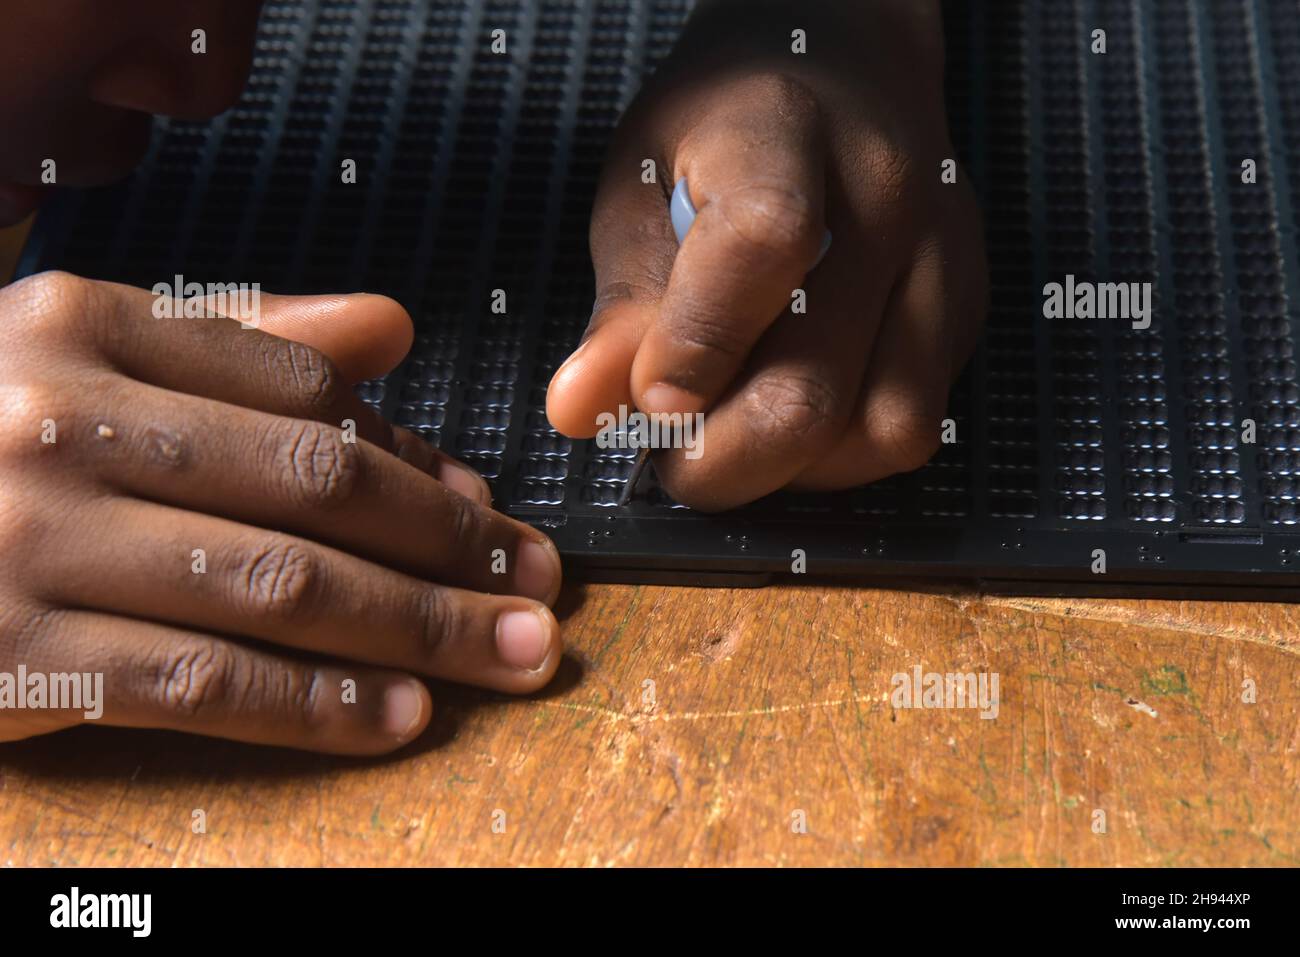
(1, 580, 1296, 867)
(1, 223, 1297, 867)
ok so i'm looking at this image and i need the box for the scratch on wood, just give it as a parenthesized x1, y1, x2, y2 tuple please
(974, 596, 1300, 653)
(537, 693, 889, 725)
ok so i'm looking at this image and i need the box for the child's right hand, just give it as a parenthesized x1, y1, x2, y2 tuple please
(0, 271, 563, 753)
(547, 0, 986, 510)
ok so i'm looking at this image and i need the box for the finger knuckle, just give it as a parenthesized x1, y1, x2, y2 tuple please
(745, 373, 846, 450)
(156, 641, 236, 717)
(5, 271, 96, 334)
(439, 487, 480, 549)
(749, 72, 818, 112)
(864, 138, 918, 217)
(0, 381, 75, 461)
(252, 659, 324, 731)
(415, 588, 456, 661)
(716, 183, 820, 263)
(863, 394, 942, 474)
(285, 667, 327, 732)
(236, 539, 322, 623)
(279, 340, 343, 415)
(668, 302, 752, 362)
(878, 143, 914, 195)
(278, 419, 361, 509)
(0, 604, 63, 665)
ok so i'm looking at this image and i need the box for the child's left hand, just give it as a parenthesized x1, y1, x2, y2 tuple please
(546, 0, 987, 510)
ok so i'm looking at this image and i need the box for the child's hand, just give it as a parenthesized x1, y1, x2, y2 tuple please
(547, 0, 987, 510)
(0, 272, 562, 753)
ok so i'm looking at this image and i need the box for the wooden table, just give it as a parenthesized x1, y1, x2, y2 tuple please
(2, 221, 1297, 867)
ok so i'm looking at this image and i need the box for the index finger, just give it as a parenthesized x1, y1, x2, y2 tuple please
(631, 78, 828, 417)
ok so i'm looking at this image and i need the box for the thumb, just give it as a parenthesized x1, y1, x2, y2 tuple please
(247, 292, 414, 384)
(546, 128, 676, 438)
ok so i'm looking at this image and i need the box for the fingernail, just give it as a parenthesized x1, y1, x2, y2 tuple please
(642, 381, 705, 415)
(382, 680, 425, 739)
(437, 459, 491, 505)
(554, 339, 589, 380)
(567, 334, 593, 363)
(557, 322, 601, 375)
(496, 609, 552, 671)
(515, 539, 561, 604)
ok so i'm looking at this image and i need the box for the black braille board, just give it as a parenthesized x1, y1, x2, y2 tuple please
(18, 0, 1300, 598)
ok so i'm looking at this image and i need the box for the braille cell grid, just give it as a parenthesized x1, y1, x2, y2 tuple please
(20, 0, 1300, 587)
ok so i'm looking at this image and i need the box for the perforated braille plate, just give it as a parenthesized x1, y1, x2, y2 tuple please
(18, 0, 1300, 598)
